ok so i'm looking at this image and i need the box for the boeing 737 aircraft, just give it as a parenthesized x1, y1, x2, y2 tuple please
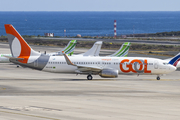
(4, 24, 178, 80)
(0, 40, 76, 63)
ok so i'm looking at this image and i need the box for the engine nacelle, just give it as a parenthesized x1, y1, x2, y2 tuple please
(99, 69, 118, 78)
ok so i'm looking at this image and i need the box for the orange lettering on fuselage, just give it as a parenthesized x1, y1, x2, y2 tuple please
(129, 59, 143, 73)
(119, 59, 151, 73)
(120, 59, 130, 72)
(144, 59, 151, 73)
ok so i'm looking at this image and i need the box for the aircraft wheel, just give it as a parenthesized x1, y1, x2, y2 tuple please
(87, 75, 93, 80)
(157, 76, 160, 80)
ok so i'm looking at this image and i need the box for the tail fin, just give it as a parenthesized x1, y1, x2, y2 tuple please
(4, 24, 40, 63)
(109, 42, 131, 57)
(168, 53, 180, 67)
(47, 40, 77, 56)
(83, 41, 102, 56)
(61, 40, 77, 55)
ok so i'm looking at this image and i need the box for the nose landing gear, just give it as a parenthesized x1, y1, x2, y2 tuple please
(87, 75, 93, 80)
(157, 76, 160, 80)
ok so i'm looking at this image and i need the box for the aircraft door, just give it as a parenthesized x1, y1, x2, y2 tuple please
(154, 60, 158, 69)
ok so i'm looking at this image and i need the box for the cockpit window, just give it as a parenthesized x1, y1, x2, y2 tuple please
(163, 63, 168, 65)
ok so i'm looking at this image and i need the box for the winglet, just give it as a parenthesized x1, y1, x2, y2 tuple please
(62, 51, 76, 66)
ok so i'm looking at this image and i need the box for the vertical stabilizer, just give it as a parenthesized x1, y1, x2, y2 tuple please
(109, 42, 131, 57)
(83, 41, 102, 56)
(4, 24, 40, 63)
(168, 52, 180, 67)
(62, 40, 77, 55)
(47, 40, 77, 56)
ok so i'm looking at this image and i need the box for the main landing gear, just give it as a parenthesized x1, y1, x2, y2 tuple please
(87, 75, 93, 80)
(156, 76, 160, 80)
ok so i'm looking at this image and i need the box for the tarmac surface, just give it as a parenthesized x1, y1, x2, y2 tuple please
(0, 43, 180, 120)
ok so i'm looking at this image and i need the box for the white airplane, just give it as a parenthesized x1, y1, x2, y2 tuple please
(0, 40, 76, 63)
(4, 24, 177, 80)
(0, 39, 127, 65)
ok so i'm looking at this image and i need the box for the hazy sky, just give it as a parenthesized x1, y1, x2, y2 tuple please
(1, 0, 180, 11)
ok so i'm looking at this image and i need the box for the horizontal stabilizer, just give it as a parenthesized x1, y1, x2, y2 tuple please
(4, 56, 24, 61)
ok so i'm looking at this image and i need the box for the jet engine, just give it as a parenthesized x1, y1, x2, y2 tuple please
(99, 69, 118, 78)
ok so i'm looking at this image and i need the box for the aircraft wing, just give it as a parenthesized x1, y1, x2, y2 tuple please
(62, 51, 102, 74)
(75, 65, 102, 73)
(108, 42, 131, 57)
